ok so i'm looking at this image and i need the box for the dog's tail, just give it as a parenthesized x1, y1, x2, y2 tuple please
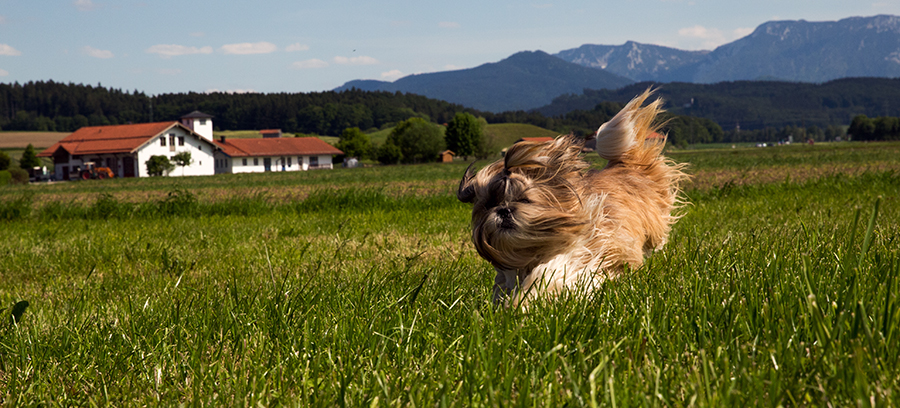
(593, 89, 664, 164)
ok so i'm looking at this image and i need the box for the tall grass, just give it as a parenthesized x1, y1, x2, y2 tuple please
(0, 159, 898, 405)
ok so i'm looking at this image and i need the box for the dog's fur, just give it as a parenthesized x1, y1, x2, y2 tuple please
(457, 90, 687, 307)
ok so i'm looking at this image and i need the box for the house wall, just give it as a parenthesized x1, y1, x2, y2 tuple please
(221, 154, 334, 174)
(181, 118, 213, 140)
(134, 127, 215, 177)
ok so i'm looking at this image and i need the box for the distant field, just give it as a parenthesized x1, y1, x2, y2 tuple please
(0, 131, 69, 148)
(484, 123, 560, 148)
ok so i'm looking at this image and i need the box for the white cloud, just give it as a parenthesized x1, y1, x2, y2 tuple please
(190, 32, 205, 37)
(381, 69, 403, 80)
(733, 27, 754, 38)
(82, 46, 113, 59)
(292, 59, 329, 69)
(0, 68, 8, 76)
(221, 41, 277, 55)
(146, 44, 213, 58)
(285, 43, 310, 52)
(444, 64, 465, 70)
(678, 25, 728, 48)
(0, 44, 22, 56)
(333, 55, 378, 65)
(74, 0, 97, 11)
(438, 21, 460, 28)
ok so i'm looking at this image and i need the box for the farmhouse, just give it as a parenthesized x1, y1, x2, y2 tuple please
(213, 136, 343, 174)
(38, 113, 218, 180)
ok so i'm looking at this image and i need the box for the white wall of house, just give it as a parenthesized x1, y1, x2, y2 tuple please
(216, 154, 334, 174)
(134, 128, 215, 177)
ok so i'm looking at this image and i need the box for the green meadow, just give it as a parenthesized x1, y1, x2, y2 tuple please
(1, 142, 899, 406)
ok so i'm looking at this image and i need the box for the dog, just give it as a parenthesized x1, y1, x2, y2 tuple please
(456, 90, 687, 307)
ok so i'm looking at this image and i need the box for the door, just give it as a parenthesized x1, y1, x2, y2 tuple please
(123, 157, 136, 178)
(263, 158, 271, 172)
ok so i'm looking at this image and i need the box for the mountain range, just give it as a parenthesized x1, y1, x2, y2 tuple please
(336, 15, 900, 113)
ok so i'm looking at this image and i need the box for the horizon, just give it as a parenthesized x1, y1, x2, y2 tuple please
(2, 1, 899, 96)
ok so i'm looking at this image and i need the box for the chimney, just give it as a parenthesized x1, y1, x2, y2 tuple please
(219, 136, 225, 143)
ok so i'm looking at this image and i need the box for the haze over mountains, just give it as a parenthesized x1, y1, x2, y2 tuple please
(336, 15, 900, 113)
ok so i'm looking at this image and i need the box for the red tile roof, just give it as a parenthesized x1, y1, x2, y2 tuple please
(38, 122, 181, 157)
(215, 137, 343, 157)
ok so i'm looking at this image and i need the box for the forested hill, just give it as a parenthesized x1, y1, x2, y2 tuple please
(538, 78, 900, 130)
(0, 81, 483, 135)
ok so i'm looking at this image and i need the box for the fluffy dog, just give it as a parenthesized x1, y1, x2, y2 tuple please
(457, 90, 687, 307)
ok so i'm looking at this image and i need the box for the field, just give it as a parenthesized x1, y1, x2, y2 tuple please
(0, 132, 69, 149)
(1, 142, 899, 406)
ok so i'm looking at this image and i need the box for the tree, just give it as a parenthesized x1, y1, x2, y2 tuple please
(376, 142, 403, 165)
(385, 118, 445, 164)
(335, 127, 372, 160)
(146, 155, 174, 177)
(19, 144, 41, 170)
(445, 112, 483, 161)
(171, 151, 193, 176)
(0, 150, 10, 171)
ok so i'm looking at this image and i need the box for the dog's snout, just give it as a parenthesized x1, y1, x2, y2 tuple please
(496, 207, 512, 219)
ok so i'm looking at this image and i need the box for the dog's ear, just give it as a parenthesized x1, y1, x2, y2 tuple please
(457, 162, 477, 203)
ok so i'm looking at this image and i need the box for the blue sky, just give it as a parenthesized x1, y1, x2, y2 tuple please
(1, 0, 899, 95)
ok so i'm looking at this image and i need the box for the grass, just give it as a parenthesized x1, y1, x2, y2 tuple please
(1, 142, 899, 406)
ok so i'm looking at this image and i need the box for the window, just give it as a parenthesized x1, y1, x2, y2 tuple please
(310, 156, 319, 167)
(242, 158, 247, 166)
(253, 158, 258, 166)
(160, 136, 166, 146)
(200, 119, 207, 125)
(287, 157, 292, 167)
(198, 146, 202, 151)
(178, 136, 185, 146)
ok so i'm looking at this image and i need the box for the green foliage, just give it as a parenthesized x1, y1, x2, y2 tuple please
(8, 167, 28, 184)
(848, 114, 900, 141)
(375, 141, 403, 164)
(385, 117, 445, 164)
(0, 170, 10, 186)
(145, 155, 174, 177)
(335, 127, 372, 159)
(171, 151, 193, 176)
(445, 112, 484, 160)
(18, 144, 41, 170)
(0, 150, 10, 171)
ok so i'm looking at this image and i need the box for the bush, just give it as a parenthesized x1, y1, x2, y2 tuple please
(0, 170, 10, 186)
(0, 150, 11, 171)
(8, 167, 29, 184)
(146, 155, 174, 177)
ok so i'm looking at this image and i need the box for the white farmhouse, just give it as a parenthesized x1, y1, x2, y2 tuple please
(213, 136, 343, 174)
(38, 113, 218, 180)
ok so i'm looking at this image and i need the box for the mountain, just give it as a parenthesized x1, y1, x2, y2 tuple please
(334, 51, 633, 112)
(557, 15, 900, 84)
(554, 41, 709, 81)
(668, 15, 900, 83)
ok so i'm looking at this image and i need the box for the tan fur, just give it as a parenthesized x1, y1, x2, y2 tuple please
(457, 89, 688, 307)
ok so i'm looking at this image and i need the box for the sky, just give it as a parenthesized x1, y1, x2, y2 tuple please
(2, 0, 900, 95)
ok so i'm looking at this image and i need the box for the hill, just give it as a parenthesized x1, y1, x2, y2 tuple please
(537, 78, 900, 130)
(336, 51, 633, 113)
